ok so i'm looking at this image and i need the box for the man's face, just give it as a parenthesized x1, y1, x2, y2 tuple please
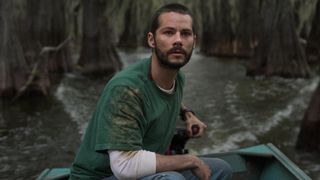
(148, 12, 196, 69)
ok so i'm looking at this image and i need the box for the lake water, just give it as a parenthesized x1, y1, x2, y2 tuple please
(1, 49, 319, 179)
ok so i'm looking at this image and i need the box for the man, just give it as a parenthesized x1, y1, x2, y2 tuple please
(70, 3, 232, 180)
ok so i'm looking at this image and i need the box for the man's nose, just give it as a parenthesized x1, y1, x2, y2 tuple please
(173, 33, 182, 47)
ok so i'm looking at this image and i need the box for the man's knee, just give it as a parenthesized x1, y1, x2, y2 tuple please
(216, 159, 232, 179)
(201, 158, 233, 179)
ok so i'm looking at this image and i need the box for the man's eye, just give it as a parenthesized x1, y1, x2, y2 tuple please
(164, 31, 174, 35)
(181, 32, 192, 37)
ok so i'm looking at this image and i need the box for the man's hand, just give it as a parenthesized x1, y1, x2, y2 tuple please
(184, 112, 207, 138)
(156, 154, 211, 180)
(191, 157, 212, 180)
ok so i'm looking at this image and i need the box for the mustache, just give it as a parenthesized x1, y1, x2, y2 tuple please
(167, 47, 187, 55)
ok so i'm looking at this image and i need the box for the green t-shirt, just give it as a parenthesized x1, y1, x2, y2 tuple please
(70, 58, 185, 179)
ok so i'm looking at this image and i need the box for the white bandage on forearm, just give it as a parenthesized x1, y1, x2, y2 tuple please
(108, 150, 156, 180)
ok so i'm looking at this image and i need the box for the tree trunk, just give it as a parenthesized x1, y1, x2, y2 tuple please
(200, 0, 234, 56)
(246, 0, 311, 78)
(305, 0, 320, 64)
(0, 0, 29, 97)
(22, 0, 71, 73)
(233, 0, 259, 58)
(117, 0, 139, 49)
(78, 0, 122, 76)
(296, 82, 320, 152)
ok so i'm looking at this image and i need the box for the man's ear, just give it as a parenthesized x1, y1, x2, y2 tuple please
(147, 32, 155, 48)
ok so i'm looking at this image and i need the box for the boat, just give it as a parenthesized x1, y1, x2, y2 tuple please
(200, 143, 311, 180)
(36, 143, 311, 180)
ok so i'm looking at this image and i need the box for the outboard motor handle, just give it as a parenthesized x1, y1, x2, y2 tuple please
(191, 124, 200, 136)
(165, 125, 200, 155)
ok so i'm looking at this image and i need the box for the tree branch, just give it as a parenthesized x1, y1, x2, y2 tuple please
(12, 36, 72, 101)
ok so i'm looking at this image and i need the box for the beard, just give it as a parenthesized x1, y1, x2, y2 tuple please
(154, 43, 193, 70)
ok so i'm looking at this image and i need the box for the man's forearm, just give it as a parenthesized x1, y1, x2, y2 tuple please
(109, 150, 210, 180)
(156, 153, 212, 179)
(156, 153, 200, 172)
(180, 103, 195, 121)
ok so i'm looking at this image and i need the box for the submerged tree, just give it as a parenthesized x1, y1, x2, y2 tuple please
(0, 0, 29, 97)
(117, 0, 140, 49)
(246, 0, 311, 78)
(296, 82, 320, 152)
(22, 0, 71, 73)
(78, 0, 122, 76)
(17, 0, 71, 97)
(305, 0, 320, 64)
(0, 0, 73, 98)
(233, 0, 259, 57)
(296, 0, 320, 153)
(200, 0, 234, 56)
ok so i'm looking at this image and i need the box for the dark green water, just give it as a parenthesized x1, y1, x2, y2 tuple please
(0, 49, 319, 179)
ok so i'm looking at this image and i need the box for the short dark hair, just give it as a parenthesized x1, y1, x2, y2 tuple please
(149, 3, 195, 35)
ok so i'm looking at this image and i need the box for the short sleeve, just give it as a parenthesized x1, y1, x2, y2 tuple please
(94, 85, 145, 152)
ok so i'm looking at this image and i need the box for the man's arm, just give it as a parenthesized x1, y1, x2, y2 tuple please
(156, 153, 211, 180)
(109, 150, 211, 180)
(109, 150, 156, 179)
(181, 103, 207, 137)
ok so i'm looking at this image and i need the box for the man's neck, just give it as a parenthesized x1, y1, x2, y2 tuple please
(150, 55, 178, 90)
